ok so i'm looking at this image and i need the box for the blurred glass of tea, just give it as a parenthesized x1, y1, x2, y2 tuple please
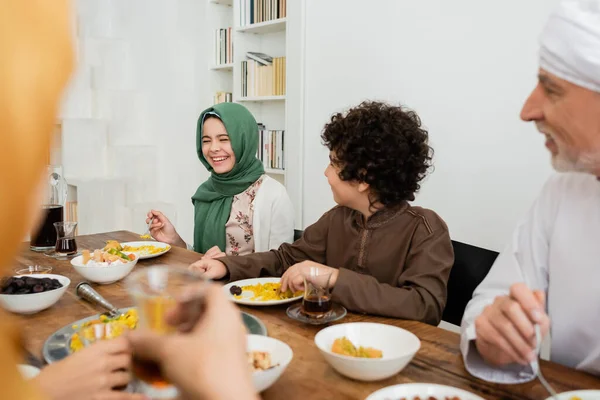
(301, 267, 333, 319)
(54, 221, 78, 255)
(126, 266, 207, 399)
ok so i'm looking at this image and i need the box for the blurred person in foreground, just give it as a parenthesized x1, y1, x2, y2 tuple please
(0, 1, 257, 399)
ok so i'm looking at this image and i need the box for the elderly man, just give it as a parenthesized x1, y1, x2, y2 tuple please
(460, 0, 600, 383)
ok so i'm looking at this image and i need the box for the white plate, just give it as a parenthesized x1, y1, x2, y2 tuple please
(223, 277, 303, 306)
(365, 383, 486, 400)
(120, 241, 171, 260)
(545, 390, 600, 400)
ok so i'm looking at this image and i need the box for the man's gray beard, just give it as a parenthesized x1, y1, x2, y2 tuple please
(551, 150, 600, 175)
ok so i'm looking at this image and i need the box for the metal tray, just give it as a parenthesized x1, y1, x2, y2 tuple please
(42, 307, 267, 364)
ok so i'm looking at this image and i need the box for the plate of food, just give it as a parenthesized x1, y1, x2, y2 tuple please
(116, 240, 171, 260)
(545, 391, 600, 400)
(42, 307, 267, 363)
(224, 277, 303, 306)
(365, 383, 486, 400)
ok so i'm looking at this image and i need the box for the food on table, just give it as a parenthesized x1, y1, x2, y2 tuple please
(103, 240, 122, 251)
(69, 309, 138, 352)
(232, 282, 302, 301)
(139, 234, 152, 239)
(248, 351, 273, 371)
(80, 244, 136, 266)
(569, 397, 582, 400)
(0, 276, 62, 295)
(121, 244, 170, 257)
(229, 285, 243, 296)
(331, 337, 383, 358)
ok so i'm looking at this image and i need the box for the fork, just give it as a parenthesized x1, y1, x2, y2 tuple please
(532, 324, 559, 399)
(140, 217, 153, 239)
(515, 250, 559, 399)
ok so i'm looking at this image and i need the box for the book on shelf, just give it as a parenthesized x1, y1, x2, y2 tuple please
(246, 52, 272, 66)
(240, 0, 287, 27)
(214, 92, 232, 104)
(65, 201, 78, 234)
(241, 55, 286, 97)
(256, 124, 284, 170)
(214, 27, 233, 65)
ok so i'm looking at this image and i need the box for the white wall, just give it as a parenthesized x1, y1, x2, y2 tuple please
(300, 0, 559, 251)
(61, 0, 210, 243)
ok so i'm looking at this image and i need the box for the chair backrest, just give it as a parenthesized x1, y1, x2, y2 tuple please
(442, 240, 499, 326)
(293, 229, 303, 242)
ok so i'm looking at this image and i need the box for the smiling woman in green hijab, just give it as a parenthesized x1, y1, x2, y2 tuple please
(147, 102, 294, 257)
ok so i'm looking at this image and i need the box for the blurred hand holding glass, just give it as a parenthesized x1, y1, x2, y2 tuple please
(77, 321, 131, 391)
(126, 266, 207, 399)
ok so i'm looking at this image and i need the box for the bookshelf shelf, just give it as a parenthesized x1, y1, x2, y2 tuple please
(265, 168, 285, 175)
(237, 18, 287, 34)
(238, 95, 286, 102)
(209, 0, 233, 6)
(210, 63, 234, 71)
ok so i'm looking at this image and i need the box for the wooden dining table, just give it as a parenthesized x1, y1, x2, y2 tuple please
(11, 230, 600, 400)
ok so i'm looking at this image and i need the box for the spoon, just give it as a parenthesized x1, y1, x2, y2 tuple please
(75, 282, 124, 318)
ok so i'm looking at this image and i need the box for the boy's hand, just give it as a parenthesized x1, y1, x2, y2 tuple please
(280, 261, 339, 292)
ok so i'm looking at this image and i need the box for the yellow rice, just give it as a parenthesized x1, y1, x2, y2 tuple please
(122, 244, 169, 256)
(69, 309, 138, 352)
(234, 282, 302, 301)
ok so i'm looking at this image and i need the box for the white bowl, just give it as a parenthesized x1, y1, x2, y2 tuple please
(314, 322, 420, 382)
(545, 390, 600, 400)
(247, 334, 293, 392)
(71, 255, 138, 284)
(17, 364, 41, 380)
(365, 383, 486, 400)
(0, 274, 70, 314)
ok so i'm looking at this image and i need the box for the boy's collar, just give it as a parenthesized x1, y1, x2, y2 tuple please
(353, 202, 408, 229)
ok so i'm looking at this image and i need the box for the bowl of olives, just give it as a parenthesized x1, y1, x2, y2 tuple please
(0, 274, 70, 314)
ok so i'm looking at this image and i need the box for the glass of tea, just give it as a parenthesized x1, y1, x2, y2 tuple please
(53, 221, 78, 255)
(126, 266, 207, 399)
(301, 266, 333, 319)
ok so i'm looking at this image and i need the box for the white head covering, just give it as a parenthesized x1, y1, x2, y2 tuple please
(540, 0, 600, 92)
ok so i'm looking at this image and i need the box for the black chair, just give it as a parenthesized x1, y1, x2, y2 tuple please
(442, 240, 499, 326)
(293, 229, 303, 241)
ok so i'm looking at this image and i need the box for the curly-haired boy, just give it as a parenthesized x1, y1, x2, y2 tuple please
(191, 101, 454, 324)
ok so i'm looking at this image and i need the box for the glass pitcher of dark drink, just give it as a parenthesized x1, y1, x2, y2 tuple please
(30, 165, 68, 251)
(301, 267, 333, 319)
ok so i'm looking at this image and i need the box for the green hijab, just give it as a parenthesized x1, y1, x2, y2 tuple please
(192, 103, 265, 253)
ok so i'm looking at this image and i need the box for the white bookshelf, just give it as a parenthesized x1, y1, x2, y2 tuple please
(207, 0, 288, 187)
(206, 0, 304, 229)
(237, 18, 287, 34)
(209, 0, 233, 6)
(238, 95, 286, 102)
(210, 63, 234, 71)
(264, 168, 285, 175)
